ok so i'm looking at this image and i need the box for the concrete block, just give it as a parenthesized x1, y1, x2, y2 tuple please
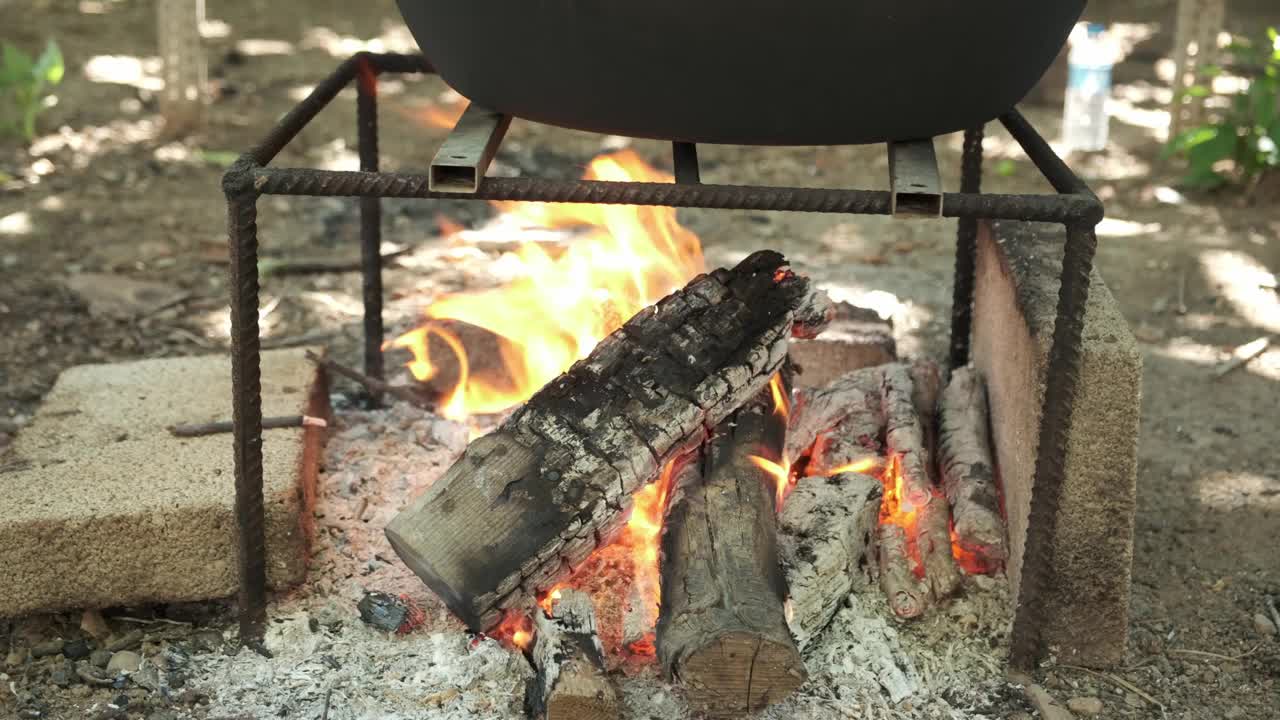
(789, 300, 896, 388)
(0, 349, 327, 617)
(971, 220, 1140, 666)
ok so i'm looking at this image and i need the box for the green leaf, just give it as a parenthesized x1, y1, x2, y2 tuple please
(34, 40, 63, 86)
(1165, 126, 1218, 157)
(995, 159, 1017, 177)
(1186, 127, 1237, 174)
(1268, 27, 1278, 44)
(2, 42, 33, 81)
(1184, 84, 1211, 99)
(1182, 165, 1227, 190)
(196, 149, 239, 167)
(1199, 64, 1223, 78)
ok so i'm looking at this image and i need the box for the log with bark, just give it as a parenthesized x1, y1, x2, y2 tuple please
(881, 363, 962, 603)
(656, 386, 805, 717)
(938, 367, 1008, 572)
(527, 590, 618, 720)
(386, 251, 831, 630)
(777, 471, 883, 649)
(785, 366, 884, 465)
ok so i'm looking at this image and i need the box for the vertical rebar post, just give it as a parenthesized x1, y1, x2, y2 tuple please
(356, 55, 385, 395)
(672, 142, 701, 184)
(224, 160, 268, 643)
(949, 125, 985, 368)
(1008, 220, 1099, 670)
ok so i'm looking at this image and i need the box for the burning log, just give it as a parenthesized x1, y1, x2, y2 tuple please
(785, 366, 884, 464)
(938, 367, 1008, 572)
(656, 388, 805, 717)
(881, 363, 962, 603)
(386, 251, 831, 630)
(527, 590, 618, 720)
(777, 471, 883, 649)
(877, 522, 928, 619)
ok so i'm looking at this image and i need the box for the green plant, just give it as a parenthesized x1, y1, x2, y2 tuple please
(0, 39, 64, 142)
(1164, 27, 1280, 191)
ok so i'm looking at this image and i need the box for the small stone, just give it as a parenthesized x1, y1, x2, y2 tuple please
(80, 609, 112, 640)
(1124, 692, 1144, 708)
(62, 638, 92, 660)
(357, 591, 409, 632)
(89, 649, 112, 668)
(49, 660, 75, 687)
(190, 630, 225, 654)
(30, 638, 65, 658)
(106, 651, 142, 674)
(5, 647, 28, 667)
(1009, 714, 1033, 720)
(1225, 706, 1246, 719)
(1067, 696, 1104, 715)
(1253, 612, 1277, 637)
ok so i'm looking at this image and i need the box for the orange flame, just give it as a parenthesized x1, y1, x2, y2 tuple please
(389, 150, 704, 421)
(616, 457, 681, 654)
(750, 373, 794, 510)
(412, 98, 469, 130)
(826, 457, 881, 476)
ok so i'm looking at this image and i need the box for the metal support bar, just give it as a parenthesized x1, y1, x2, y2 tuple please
(672, 142, 701, 184)
(1000, 109, 1098, 205)
(949, 125, 985, 368)
(224, 162, 268, 644)
(356, 57, 385, 391)
(1008, 221, 1100, 670)
(429, 103, 512, 193)
(888, 139, 943, 218)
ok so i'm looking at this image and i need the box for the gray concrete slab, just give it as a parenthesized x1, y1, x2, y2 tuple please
(0, 349, 327, 617)
(972, 220, 1141, 667)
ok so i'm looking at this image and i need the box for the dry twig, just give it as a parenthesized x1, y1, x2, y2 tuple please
(1211, 336, 1271, 379)
(168, 415, 326, 437)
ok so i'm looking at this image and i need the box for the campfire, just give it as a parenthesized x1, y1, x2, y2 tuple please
(366, 152, 1011, 718)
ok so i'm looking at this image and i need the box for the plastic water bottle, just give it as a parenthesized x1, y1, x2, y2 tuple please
(1062, 23, 1114, 152)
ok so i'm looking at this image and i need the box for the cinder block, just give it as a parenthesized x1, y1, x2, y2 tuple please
(0, 349, 327, 617)
(971, 220, 1141, 666)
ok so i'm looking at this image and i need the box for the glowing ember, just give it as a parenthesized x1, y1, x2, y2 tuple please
(490, 610, 535, 652)
(389, 150, 704, 421)
(616, 457, 681, 654)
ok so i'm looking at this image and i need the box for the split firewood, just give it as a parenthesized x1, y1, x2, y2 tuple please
(882, 363, 961, 603)
(656, 387, 805, 717)
(386, 251, 831, 630)
(527, 590, 618, 720)
(785, 366, 884, 464)
(777, 471, 883, 649)
(788, 300, 895, 389)
(938, 367, 1008, 572)
(877, 523, 927, 619)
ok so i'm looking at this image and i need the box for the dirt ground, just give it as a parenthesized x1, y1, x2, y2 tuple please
(2, 1, 1278, 718)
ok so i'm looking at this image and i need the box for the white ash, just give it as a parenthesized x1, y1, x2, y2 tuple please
(184, 404, 1018, 719)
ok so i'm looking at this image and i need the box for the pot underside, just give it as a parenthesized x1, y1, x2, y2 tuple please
(397, 1, 1084, 146)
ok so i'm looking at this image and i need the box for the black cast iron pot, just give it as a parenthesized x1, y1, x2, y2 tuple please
(397, 1, 1085, 145)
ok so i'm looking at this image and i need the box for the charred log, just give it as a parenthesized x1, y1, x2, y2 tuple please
(527, 590, 618, 720)
(882, 363, 962, 602)
(877, 523, 927, 619)
(656, 388, 805, 717)
(386, 251, 831, 630)
(938, 367, 1008, 572)
(777, 471, 883, 649)
(785, 366, 884, 464)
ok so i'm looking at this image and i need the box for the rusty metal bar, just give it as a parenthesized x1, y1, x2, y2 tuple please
(429, 103, 511, 193)
(1000, 108, 1097, 203)
(672, 142, 701, 184)
(224, 161, 268, 644)
(356, 57, 385, 392)
(949, 125, 985, 368)
(888, 138, 942, 218)
(245, 56, 358, 167)
(1009, 220, 1100, 670)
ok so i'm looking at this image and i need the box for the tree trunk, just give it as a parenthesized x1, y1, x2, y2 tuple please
(656, 387, 805, 717)
(387, 251, 830, 630)
(938, 367, 1008, 573)
(527, 590, 618, 720)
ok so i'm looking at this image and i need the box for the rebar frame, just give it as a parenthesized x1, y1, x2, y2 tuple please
(223, 52, 1102, 668)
